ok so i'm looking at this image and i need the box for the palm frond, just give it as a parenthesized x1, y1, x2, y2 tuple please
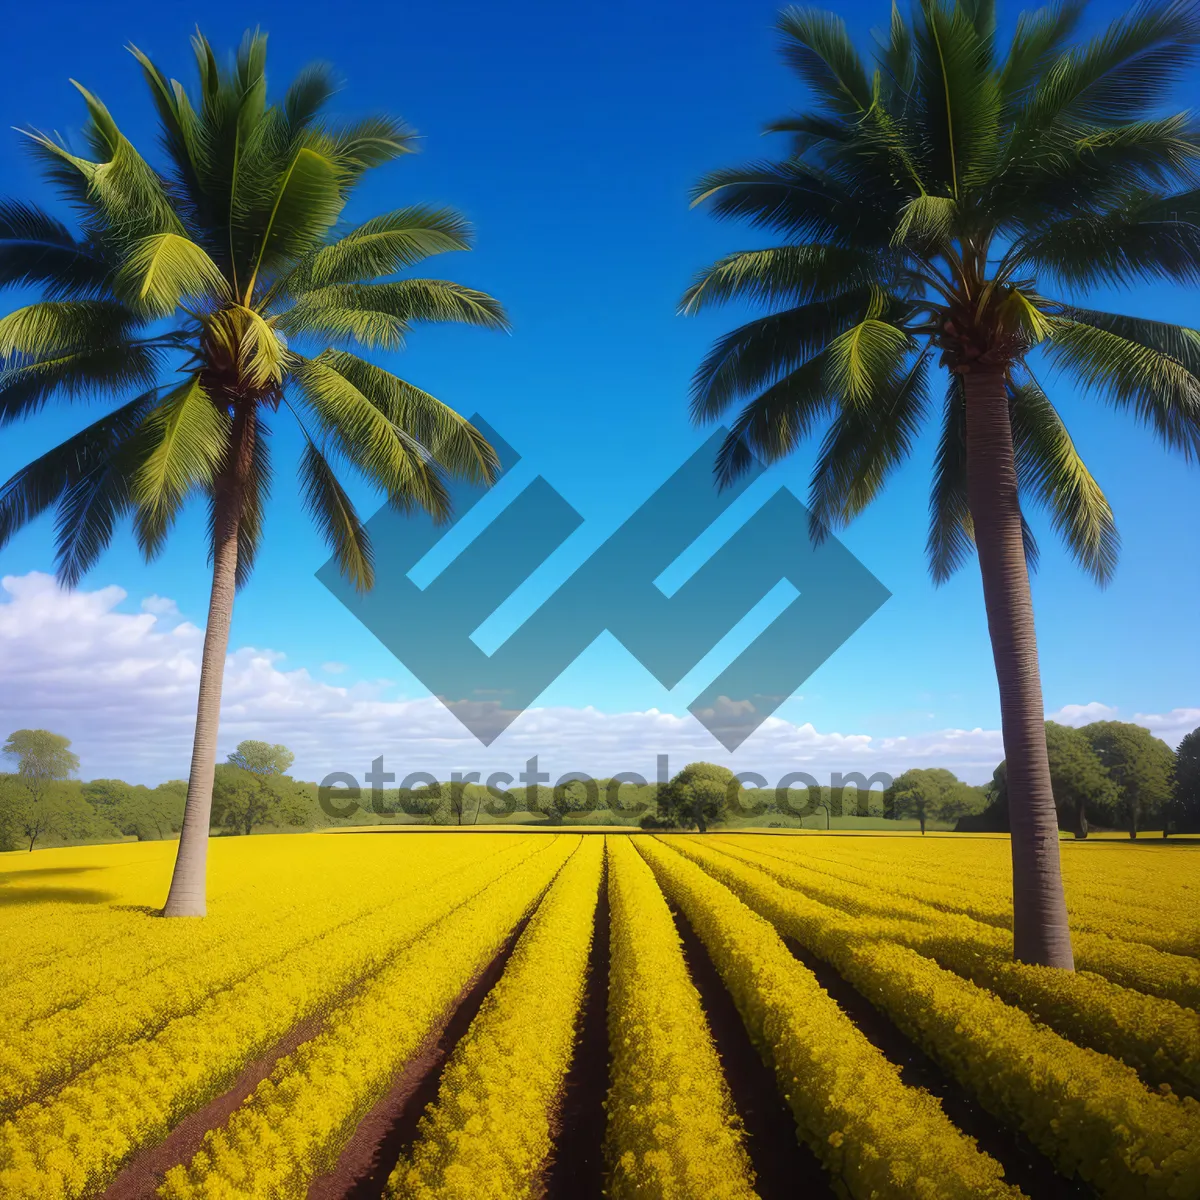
(927, 374, 974, 583)
(998, 1, 1086, 110)
(0, 388, 156, 554)
(892, 194, 958, 247)
(1021, 0, 1200, 130)
(911, 0, 1001, 195)
(689, 289, 879, 419)
(284, 63, 338, 134)
(824, 311, 914, 405)
(1009, 195, 1200, 286)
(776, 6, 874, 117)
(319, 351, 499, 484)
(289, 353, 451, 517)
(1045, 314, 1200, 459)
(23, 83, 183, 248)
(880, 0, 916, 94)
(0, 300, 142, 359)
(809, 351, 931, 531)
(712, 352, 836, 485)
(0, 346, 160, 423)
(279, 279, 507, 348)
(679, 244, 884, 312)
(326, 115, 416, 176)
(114, 232, 229, 316)
(298, 436, 374, 591)
(130, 375, 229, 557)
(1011, 372, 1119, 583)
(690, 159, 892, 247)
(245, 143, 346, 296)
(0, 201, 111, 297)
(289, 207, 474, 292)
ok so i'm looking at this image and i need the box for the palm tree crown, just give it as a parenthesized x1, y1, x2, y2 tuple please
(683, 0, 1200, 581)
(0, 30, 506, 589)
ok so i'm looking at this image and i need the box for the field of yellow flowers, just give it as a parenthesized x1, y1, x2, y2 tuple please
(0, 830, 1196, 1199)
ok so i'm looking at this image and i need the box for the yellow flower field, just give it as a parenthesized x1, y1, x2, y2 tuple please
(0, 831, 1196, 1199)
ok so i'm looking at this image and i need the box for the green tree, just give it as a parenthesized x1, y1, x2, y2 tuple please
(886, 767, 980, 833)
(112, 784, 186, 841)
(1170, 725, 1200, 833)
(227, 740, 295, 776)
(655, 762, 737, 833)
(681, 1, 1200, 968)
(210, 763, 308, 836)
(82, 778, 134, 810)
(2, 730, 81, 850)
(1082, 721, 1175, 838)
(552, 776, 601, 822)
(992, 721, 1120, 836)
(0, 35, 506, 913)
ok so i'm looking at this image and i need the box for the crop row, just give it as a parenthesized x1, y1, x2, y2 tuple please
(1, 835, 457, 1032)
(715, 837, 1200, 1011)
(0, 837, 553, 1200)
(603, 836, 757, 1200)
(635, 837, 1022, 1200)
(674, 837, 1200, 1200)
(0, 839, 506, 1118)
(388, 837, 604, 1198)
(160, 836, 579, 1198)
(714, 838, 1200, 1097)
(782, 838, 1200, 957)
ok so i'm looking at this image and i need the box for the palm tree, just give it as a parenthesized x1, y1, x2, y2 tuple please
(682, 0, 1200, 968)
(0, 32, 507, 915)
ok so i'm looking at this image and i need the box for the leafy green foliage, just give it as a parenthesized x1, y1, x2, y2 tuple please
(1082, 720, 1175, 837)
(991, 721, 1120, 835)
(652, 762, 739, 833)
(226, 740, 295, 776)
(211, 763, 309, 836)
(84, 778, 186, 840)
(886, 767, 986, 832)
(1170, 725, 1200, 832)
(2, 730, 79, 804)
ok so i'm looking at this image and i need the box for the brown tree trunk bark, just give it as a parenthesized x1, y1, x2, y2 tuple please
(963, 366, 1074, 969)
(162, 406, 255, 918)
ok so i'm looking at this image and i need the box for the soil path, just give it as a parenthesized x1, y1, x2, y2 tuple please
(307, 918, 531, 1199)
(99, 1010, 326, 1199)
(541, 866, 611, 1200)
(671, 906, 836, 1199)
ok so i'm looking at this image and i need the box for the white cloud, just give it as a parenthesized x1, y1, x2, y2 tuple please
(1133, 708, 1200, 747)
(321, 661, 347, 675)
(140, 594, 180, 618)
(1046, 701, 1120, 727)
(0, 573, 1191, 787)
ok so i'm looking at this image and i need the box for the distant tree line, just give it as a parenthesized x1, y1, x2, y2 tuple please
(3, 719, 1198, 851)
(0, 733, 317, 851)
(964, 720, 1195, 840)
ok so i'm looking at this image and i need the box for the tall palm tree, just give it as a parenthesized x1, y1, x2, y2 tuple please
(0, 32, 507, 915)
(682, 0, 1200, 967)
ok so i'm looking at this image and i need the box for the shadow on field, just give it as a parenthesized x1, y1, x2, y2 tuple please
(0, 886, 116, 907)
(0, 865, 103, 885)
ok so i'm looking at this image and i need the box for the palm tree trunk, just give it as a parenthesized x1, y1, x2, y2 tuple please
(963, 366, 1074, 970)
(162, 406, 255, 918)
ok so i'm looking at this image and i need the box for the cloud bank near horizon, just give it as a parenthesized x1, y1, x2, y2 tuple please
(0, 572, 1194, 787)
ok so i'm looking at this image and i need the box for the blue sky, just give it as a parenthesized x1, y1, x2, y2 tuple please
(0, 0, 1196, 783)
